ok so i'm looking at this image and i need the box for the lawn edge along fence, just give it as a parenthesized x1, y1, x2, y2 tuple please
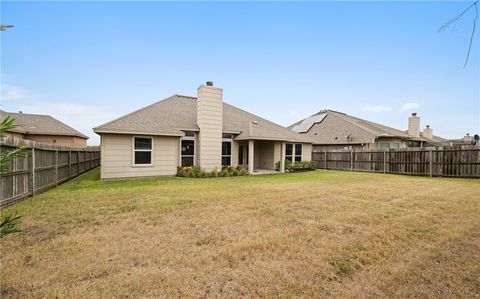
(312, 147, 480, 178)
(1, 137, 100, 208)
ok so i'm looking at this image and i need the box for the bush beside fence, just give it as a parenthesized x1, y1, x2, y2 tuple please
(1, 137, 100, 208)
(312, 147, 480, 178)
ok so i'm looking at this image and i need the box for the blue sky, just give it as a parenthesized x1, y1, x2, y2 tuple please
(1, 1, 479, 145)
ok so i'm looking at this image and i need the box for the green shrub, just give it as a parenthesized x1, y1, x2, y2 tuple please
(285, 159, 293, 170)
(176, 166, 185, 177)
(275, 160, 293, 171)
(221, 168, 229, 177)
(192, 166, 201, 178)
(176, 165, 251, 178)
(210, 168, 218, 177)
(185, 167, 194, 178)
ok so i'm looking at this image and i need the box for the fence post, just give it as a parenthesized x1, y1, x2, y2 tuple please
(350, 150, 353, 171)
(324, 151, 327, 169)
(429, 149, 433, 177)
(77, 151, 80, 175)
(383, 151, 386, 174)
(54, 150, 59, 186)
(30, 148, 36, 196)
(69, 151, 72, 178)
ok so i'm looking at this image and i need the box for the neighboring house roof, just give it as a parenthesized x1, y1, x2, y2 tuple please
(413, 131, 449, 147)
(93, 95, 312, 143)
(0, 110, 88, 139)
(288, 109, 420, 145)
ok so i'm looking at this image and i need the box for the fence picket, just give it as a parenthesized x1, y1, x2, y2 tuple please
(1, 137, 100, 208)
(313, 147, 479, 178)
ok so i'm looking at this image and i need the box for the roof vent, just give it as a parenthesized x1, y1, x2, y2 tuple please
(206, 81, 213, 86)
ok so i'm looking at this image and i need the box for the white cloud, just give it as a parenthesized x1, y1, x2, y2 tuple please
(400, 102, 420, 111)
(1, 84, 31, 102)
(362, 105, 391, 113)
(1, 84, 117, 145)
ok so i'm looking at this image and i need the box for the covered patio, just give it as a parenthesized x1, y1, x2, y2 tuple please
(236, 140, 286, 174)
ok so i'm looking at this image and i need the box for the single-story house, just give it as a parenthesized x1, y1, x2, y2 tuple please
(93, 82, 313, 179)
(288, 110, 444, 151)
(0, 110, 88, 148)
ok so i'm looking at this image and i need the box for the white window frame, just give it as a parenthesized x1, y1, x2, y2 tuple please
(222, 137, 232, 166)
(132, 136, 154, 167)
(286, 143, 302, 162)
(180, 133, 196, 167)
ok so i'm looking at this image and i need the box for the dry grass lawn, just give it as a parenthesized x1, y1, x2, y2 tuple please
(1, 168, 479, 298)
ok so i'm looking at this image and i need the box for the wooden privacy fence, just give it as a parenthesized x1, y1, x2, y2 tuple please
(312, 147, 480, 178)
(1, 137, 100, 208)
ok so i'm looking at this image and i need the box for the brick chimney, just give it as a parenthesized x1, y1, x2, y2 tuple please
(197, 81, 223, 171)
(423, 125, 433, 139)
(464, 133, 474, 143)
(408, 112, 420, 138)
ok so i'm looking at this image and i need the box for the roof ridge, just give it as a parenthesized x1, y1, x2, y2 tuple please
(2, 110, 52, 117)
(175, 94, 197, 99)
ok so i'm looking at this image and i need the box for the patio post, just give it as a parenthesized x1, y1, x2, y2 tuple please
(280, 142, 285, 173)
(248, 140, 254, 174)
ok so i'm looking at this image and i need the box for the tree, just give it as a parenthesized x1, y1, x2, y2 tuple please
(0, 115, 28, 238)
(439, 1, 479, 68)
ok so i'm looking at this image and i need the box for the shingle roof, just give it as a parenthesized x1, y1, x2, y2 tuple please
(93, 95, 312, 143)
(288, 110, 419, 145)
(1, 110, 88, 139)
(416, 131, 449, 146)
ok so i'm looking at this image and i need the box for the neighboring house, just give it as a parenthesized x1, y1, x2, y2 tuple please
(93, 82, 313, 179)
(0, 110, 88, 148)
(443, 133, 480, 147)
(289, 110, 444, 151)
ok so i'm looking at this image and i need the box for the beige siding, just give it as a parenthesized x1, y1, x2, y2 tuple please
(302, 143, 312, 161)
(254, 140, 276, 170)
(197, 85, 223, 171)
(273, 142, 281, 165)
(100, 133, 179, 179)
(231, 140, 239, 167)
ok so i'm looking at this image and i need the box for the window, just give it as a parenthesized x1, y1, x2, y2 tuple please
(181, 139, 195, 167)
(286, 143, 302, 162)
(134, 137, 152, 165)
(222, 141, 231, 166)
(294, 144, 302, 162)
(392, 142, 401, 149)
(378, 141, 390, 150)
(285, 144, 293, 162)
(238, 145, 244, 165)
